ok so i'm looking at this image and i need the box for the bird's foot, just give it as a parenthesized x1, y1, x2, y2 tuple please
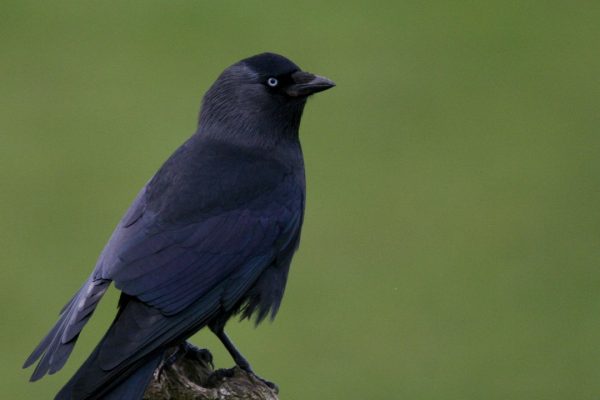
(207, 367, 279, 393)
(157, 342, 213, 378)
(180, 341, 214, 368)
(249, 372, 279, 394)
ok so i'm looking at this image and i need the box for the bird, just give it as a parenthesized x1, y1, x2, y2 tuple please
(23, 52, 335, 399)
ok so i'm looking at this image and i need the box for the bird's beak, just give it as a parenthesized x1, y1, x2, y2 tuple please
(286, 71, 336, 97)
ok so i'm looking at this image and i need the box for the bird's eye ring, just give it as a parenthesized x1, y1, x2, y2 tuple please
(267, 77, 279, 87)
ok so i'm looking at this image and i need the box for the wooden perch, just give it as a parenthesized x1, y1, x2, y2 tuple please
(143, 342, 279, 400)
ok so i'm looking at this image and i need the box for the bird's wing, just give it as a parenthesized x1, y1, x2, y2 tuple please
(97, 178, 303, 317)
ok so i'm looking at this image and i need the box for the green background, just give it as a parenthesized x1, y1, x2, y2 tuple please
(2, 1, 600, 399)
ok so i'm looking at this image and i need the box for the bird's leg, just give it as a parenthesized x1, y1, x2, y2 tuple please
(214, 329, 252, 371)
(211, 328, 279, 393)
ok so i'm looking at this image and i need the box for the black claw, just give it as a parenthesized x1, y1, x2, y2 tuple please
(256, 376, 279, 394)
(156, 347, 180, 377)
(162, 353, 178, 369)
(245, 370, 278, 394)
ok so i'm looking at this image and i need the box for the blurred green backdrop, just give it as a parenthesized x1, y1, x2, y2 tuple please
(2, 1, 600, 399)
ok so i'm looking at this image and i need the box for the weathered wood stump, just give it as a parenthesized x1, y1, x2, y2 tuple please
(144, 343, 279, 400)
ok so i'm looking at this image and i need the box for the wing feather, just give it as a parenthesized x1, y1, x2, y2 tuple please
(99, 180, 301, 317)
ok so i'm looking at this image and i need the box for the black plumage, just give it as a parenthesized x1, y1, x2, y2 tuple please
(23, 52, 334, 399)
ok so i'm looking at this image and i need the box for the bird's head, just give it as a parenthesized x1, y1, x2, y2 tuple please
(198, 53, 335, 144)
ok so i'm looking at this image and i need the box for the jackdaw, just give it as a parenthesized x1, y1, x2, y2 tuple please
(23, 52, 335, 399)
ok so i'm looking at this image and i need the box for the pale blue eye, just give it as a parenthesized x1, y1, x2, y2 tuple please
(267, 77, 278, 87)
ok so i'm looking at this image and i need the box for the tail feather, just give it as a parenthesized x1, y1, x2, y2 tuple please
(29, 318, 73, 380)
(55, 345, 163, 400)
(62, 279, 109, 342)
(23, 278, 110, 381)
(101, 353, 161, 400)
(23, 314, 65, 370)
(54, 291, 221, 399)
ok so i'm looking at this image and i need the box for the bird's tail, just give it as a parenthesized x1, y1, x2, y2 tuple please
(53, 288, 221, 399)
(55, 342, 163, 400)
(54, 295, 175, 400)
(23, 278, 110, 381)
